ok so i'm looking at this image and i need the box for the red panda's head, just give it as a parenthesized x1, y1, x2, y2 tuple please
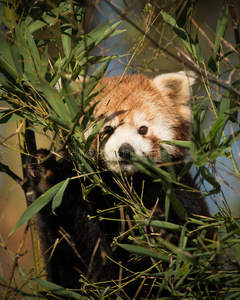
(88, 71, 196, 175)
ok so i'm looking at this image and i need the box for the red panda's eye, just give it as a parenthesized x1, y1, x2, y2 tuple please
(104, 126, 114, 135)
(139, 126, 148, 135)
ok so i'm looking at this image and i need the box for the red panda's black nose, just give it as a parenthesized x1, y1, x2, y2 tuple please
(118, 143, 135, 160)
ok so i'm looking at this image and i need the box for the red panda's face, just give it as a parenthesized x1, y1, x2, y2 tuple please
(99, 109, 175, 175)
(90, 72, 196, 175)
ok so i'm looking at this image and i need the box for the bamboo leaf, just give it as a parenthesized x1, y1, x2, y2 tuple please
(162, 140, 190, 149)
(214, 4, 228, 61)
(52, 178, 70, 212)
(140, 220, 182, 231)
(199, 166, 221, 195)
(61, 24, 72, 58)
(84, 118, 106, 151)
(161, 11, 204, 62)
(0, 110, 23, 123)
(27, 6, 66, 34)
(38, 78, 71, 123)
(25, 25, 41, 74)
(0, 39, 18, 79)
(83, 57, 111, 98)
(160, 147, 176, 181)
(38, 45, 49, 78)
(119, 244, 171, 263)
(75, 20, 122, 59)
(10, 43, 22, 76)
(9, 181, 66, 235)
(32, 278, 85, 299)
(61, 78, 78, 120)
(156, 237, 196, 263)
(204, 108, 234, 148)
(165, 188, 187, 221)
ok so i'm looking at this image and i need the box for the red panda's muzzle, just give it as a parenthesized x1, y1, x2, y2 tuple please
(118, 143, 135, 160)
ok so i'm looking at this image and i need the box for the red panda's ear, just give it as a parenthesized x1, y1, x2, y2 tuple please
(152, 71, 197, 121)
(152, 71, 196, 104)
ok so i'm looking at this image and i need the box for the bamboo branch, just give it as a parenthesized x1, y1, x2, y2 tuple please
(105, 0, 240, 97)
(17, 119, 48, 291)
(3, 224, 29, 300)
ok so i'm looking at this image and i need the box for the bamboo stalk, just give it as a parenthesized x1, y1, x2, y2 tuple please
(17, 119, 48, 292)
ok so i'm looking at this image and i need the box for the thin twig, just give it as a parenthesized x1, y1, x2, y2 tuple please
(3, 223, 29, 300)
(0, 121, 24, 146)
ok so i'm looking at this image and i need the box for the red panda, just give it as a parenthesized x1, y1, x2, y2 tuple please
(27, 72, 210, 298)
(91, 72, 195, 174)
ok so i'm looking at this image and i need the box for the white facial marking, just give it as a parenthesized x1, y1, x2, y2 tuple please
(134, 112, 176, 156)
(99, 110, 175, 175)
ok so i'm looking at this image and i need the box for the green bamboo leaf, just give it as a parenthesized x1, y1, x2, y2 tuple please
(52, 178, 70, 212)
(164, 189, 171, 221)
(48, 115, 73, 130)
(61, 78, 78, 120)
(76, 82, 107, 109)
(14, 23, 40, 86)
(195, 148, 227, 167)
(39, 45, 49, 78)
(119, 244, 171, 263)
(0, 110, 23, 123)
(191, 100, 205, 159)
(204, 108, 234, 148)
(199, 166, 221, 195)
(0, 74, 11, 88)
(25, 25, 41, 73)
(225, 223, 240, 266)
(84, 57, 111, 98)
(38, 78, 71, 122)
(219, 96, 229, 114)
(0, 39, 17, 79)
(161, 12, 187, 39)
(221, 129, 240, 149)
(61, 24, 72, 58)
(161, 11, 203, 62)
(225, 292, 240, 300)
(165, 188, 187, 221)
(72, 144, 100, 184)
(156, 237, 196, 263)
(140, 220, 182, 231)
(27, 6, 66, 33)
(214, 4, 228, 61)
(131, 153, 172, 184)
(177, 162, 193, 181)
(75, 20, 122, 59)
(208, 56, 218, 73)
(162, 140, 190, 149)
(175, 264, 192, 288)
(10, 43, 22, 76)
(85, 118, 106, 151)
(160, 147, 176, 181)
(10, 181, 66, 235)
(32, 278, 85, 299)
(192, 34, 204, 63)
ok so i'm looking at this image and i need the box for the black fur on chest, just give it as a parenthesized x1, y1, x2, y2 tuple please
(26, 149, 208, 298)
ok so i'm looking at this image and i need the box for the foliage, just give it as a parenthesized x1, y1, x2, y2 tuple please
(0, 0, 240, 299)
